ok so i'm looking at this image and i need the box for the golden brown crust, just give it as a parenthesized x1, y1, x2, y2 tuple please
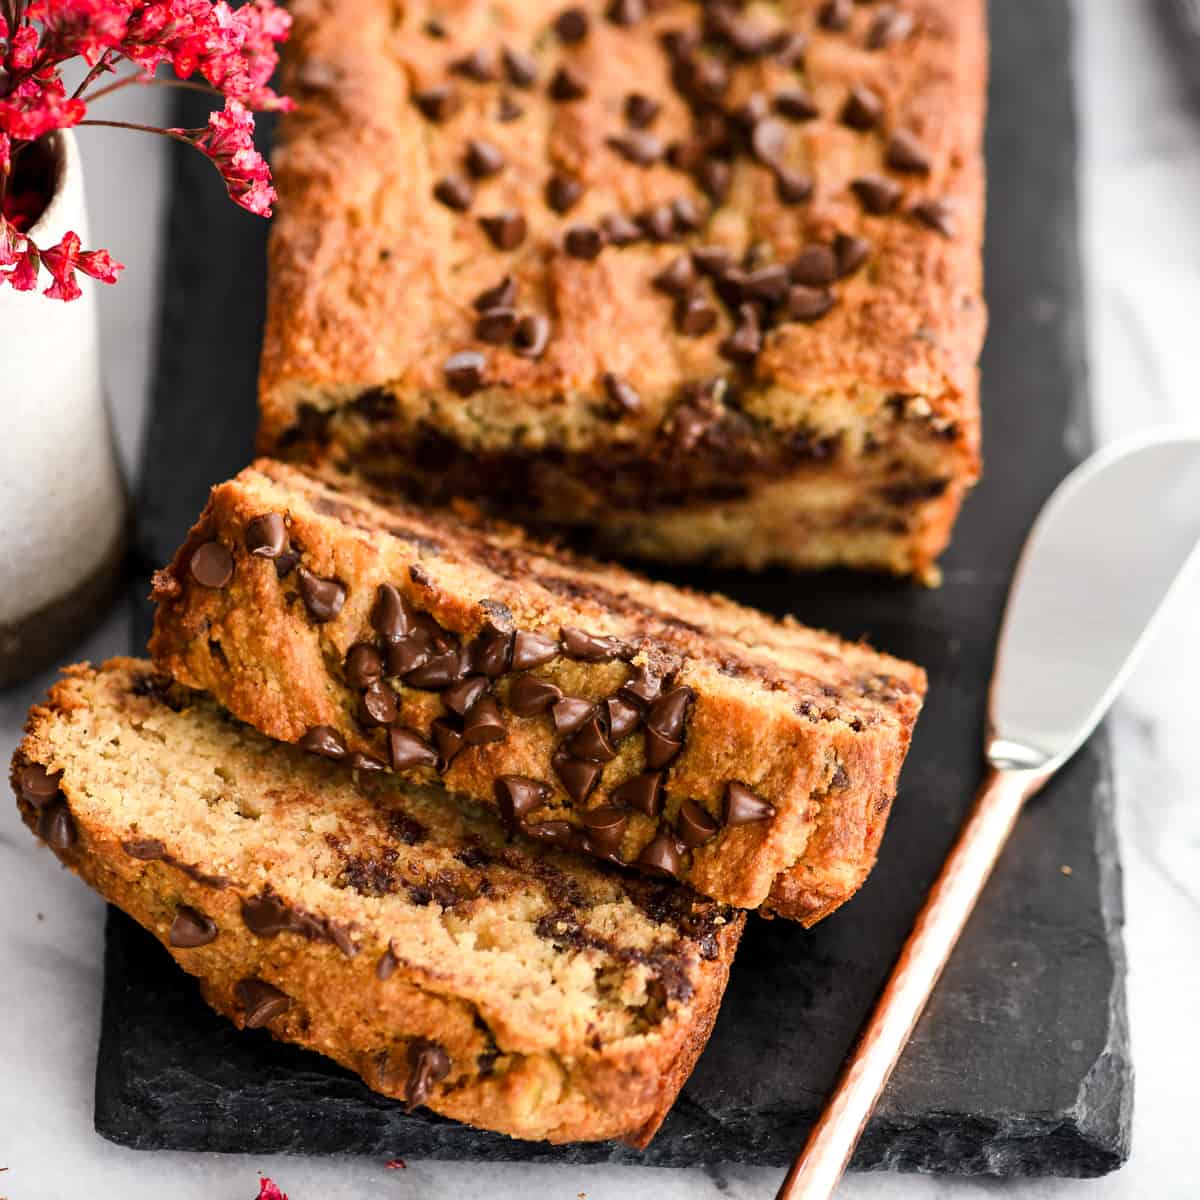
(13, 658, 743, 1148)
(149, 460, 925, 918)
(258, 0, 986, 575)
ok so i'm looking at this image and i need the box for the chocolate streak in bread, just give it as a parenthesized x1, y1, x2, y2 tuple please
(150, 460, 926, 921)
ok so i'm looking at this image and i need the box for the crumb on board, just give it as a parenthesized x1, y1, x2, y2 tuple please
(1061, 865, 1073, 876)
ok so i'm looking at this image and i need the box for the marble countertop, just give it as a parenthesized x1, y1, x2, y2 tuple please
(3, 2, 1199, 1196)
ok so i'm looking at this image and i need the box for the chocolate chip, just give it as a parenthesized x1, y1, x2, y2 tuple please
(405, 1039, 451, 1111)
(546, 172, 583, 213)
(495, 775, 551, 822)
(38, 800, 76, 852)
(841, 84, 883, 130)
(790, 245, 837, 287)
(423, 16, 446, 37)
(474, 275, 517, 311)
(553, 755, 603, 803)
(564, 224, 606, 260)
(122, 837, 166, 860)
(190, 541, 233, 589)
(236, 977, 291, 1029)
(771, 30, 808, 68)
(297, 568, 345, 622)
(724, 780, 777, 824)
(479, 211, 526, 250)
(567, 716, 617, 762)
(445, 350, 487, 395)
(851, 174, 902, 214)
(619, 665, 664, 710)
(775, 86, 819, 121)
(732, 91, 771, 129)
(513, 313, 550, 358)
(690, 246, 732, 278)
(653, 254, 697, 296)
(371, 583, 412, 640)
(677, 799, 719, 848)
(719, 304, 762, 363)
(911, 197, 957, 238)
(389, 727, 438, 770)
(361, 680, 398, 726)
(497, 93, 523, 122)
(413, 85, 461, 122)
(377, 943, 399, 981)
(625, 92, 659, 128)
(552, 697, 596, 735)
(386, 630, 433, 676)
(607, 131, 664, 166)
(508, 675, 564, 716)
(605, 695, 642, 739)
(466, 139, 505, 178)
(560, 626, 625, 661)
(646, 686, 693, 740)
(299, 725, 347, 760)
(601, 212, 642, 245)
(886, 129, 932, 174)
(643, 727, 683, 769)
(607, 0, 643, 24)
(245, 513, 287, 559)
(555, 7, 589, 41)
(523, 819, 584, 849)
(431, 717, 466, 767)
(637, 826, 686, 879)
(787, 284, 836, 322)
(611, 771, 662, 817)
(18, 763, 62, 808)
(434, 174, 474, 211)
(772, 165, 812, 205)
(674, 293, 718, 336)
(672, 196, 702, 232)
(347, 751, 387, 772)
(667, 137, 706, 174)
(743, 265, 790, 304)
(406, 646, 470, 690)
(451, 48, 499, 82)
(463, 696, 506, 744)
(638, 203, 677, 241)
(475, 306, 518, 343)
(750, 116, 788, 165)
(169, 905, 218, 948)
(510, 630, 559, 671)
(818, 0, 852, 31)
(660, 27, 699, 60)
(471, 628, 514, 676)
(867, 6, 914, 49)
(834, 232, 872, 275)
(582, 806, 628, 852)
(548, 63, 588, 101)
(503, 46, 538, 87)
(696, 159, 732, 206)
(602, 372, 641, 417)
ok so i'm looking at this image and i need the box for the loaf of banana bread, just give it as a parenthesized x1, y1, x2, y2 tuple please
(258, 0, 986, 579)
(13, 658, 743, 1147)
(150, 460, 926, 921)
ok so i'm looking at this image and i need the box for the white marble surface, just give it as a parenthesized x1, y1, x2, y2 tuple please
(3, 3, 1200, 1196)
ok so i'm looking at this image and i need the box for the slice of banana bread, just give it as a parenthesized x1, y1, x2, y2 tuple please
(258, 0, 986, 579)
(13, 658, 743, 1147)
(150, 460, 926, 922)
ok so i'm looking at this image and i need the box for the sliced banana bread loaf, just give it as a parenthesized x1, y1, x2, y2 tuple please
(13, 658, 743, 1147)
(150, 460, 926, 922)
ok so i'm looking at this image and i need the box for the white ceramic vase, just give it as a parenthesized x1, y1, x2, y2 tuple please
(0, 129, 127, 686)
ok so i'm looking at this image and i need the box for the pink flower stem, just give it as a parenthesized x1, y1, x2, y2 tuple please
(71, 51, 117, 101)
(83, 75, 224, 104)
(78, 119, 199, 146)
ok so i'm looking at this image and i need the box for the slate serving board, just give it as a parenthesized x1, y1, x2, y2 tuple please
(97, 0, 1132, 1176)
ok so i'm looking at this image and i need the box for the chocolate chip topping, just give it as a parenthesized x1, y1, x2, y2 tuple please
(602, 372, 641, 417)
(553, 754, 602, 803)
(476, 306, 518, 343)
(466, 138, 505, 178)
(625, 92, 660, 128)
(347, 751, 387, 772)
(886, 129, 932, 174)
(867, 7, 914, 49)
(523, 819, 584, 850)
(620, 665, 664, 709)
(386, 631, 432, 676)
(508, 675, 564, 716)
(413, 85, 461, 122)
(169, 905, 218, 948)
(775, 166, 814, 205)
(608, 0, 644, 25)
(377, 942, 400, 981)
(787, 284, 836, 323)
(645, 686, 693, 740)
(582, 806, 628, 853)
(545, 172, 583, 213)
(697, 159, 732, 205)
(608, 131, 664, 166)
(719, 304, 761, 363)
(18, 763, 62, 807)
(691, 245, 733, 278)
(605, 694, 642, 739)
(444, 350, 487, 395)
(495, 774, 552, 822)
(551, 697, 595, 735)
(567, 715, 617, 762)
(775, 85, 819, 121)
(405, 646, 470, 690)
(637, 826, 686, 879)
(834, 232, 872, 276)
(445, 676, 492, 719)
(474, 275, 517, 311)
(451, 47, 499, 82)
(841, 84, 883, 130)
(122, 837, 166, 860)
(370, 583, 411, 640)
(189, 541, 233, 589)
(638, 202, 677, 241)
(818, 0, 852, 31)
(503, 46, 538, 87)
(911, 197, 957, 238)
(479, 211, 527, 250)
(236, 977, 291, 1029)
(297, 567, 346, 622)
(851, 174, 903, 214)
(245, 513, 287, 559)
(300, 725, 347, 760)
(724, 780, 777, 825)
(675, 293, 718, 336)
(404, 1038, 451, 1112)
(643, 727, 683, 770)
(744, 264, 790, 304)
(434, 174, 474, 211)
(431, 717, 466, 767)
(750, 115, 788, 165)
(511, 630, 559, 671)
(559, 626, 624, 661)
(389, 727, 438, 770)
(601, 212, 642, 245)
(790, 244, 837, 287)
(555, 6, 589, 41)
(463, 696, 507, 744)
(564, 224, 605, 260)
(653, 254, 697, 296)
(548, 63, 588, 101)
(361, 680, 399, 726)
(38, 800, 77, 852)
(621, 773, 668, 820)
(772, 30, 808, 68)
(471, 627, 514, 676)
(677, 799, 719, 848)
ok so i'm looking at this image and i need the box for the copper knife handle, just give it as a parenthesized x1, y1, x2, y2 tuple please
(775, 764, 1050, 1200)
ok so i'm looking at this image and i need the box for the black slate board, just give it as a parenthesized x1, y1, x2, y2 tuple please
(99, 0, 1132, 1176)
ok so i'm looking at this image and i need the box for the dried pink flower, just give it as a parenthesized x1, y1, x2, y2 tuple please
(174, 96, 275, 215)
(256, 1177, 289, 1200)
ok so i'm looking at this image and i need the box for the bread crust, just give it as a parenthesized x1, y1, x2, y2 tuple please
(14, 659, 744, 1148)
(150, 460, 925, 920)
(258, 0, 987, 575)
